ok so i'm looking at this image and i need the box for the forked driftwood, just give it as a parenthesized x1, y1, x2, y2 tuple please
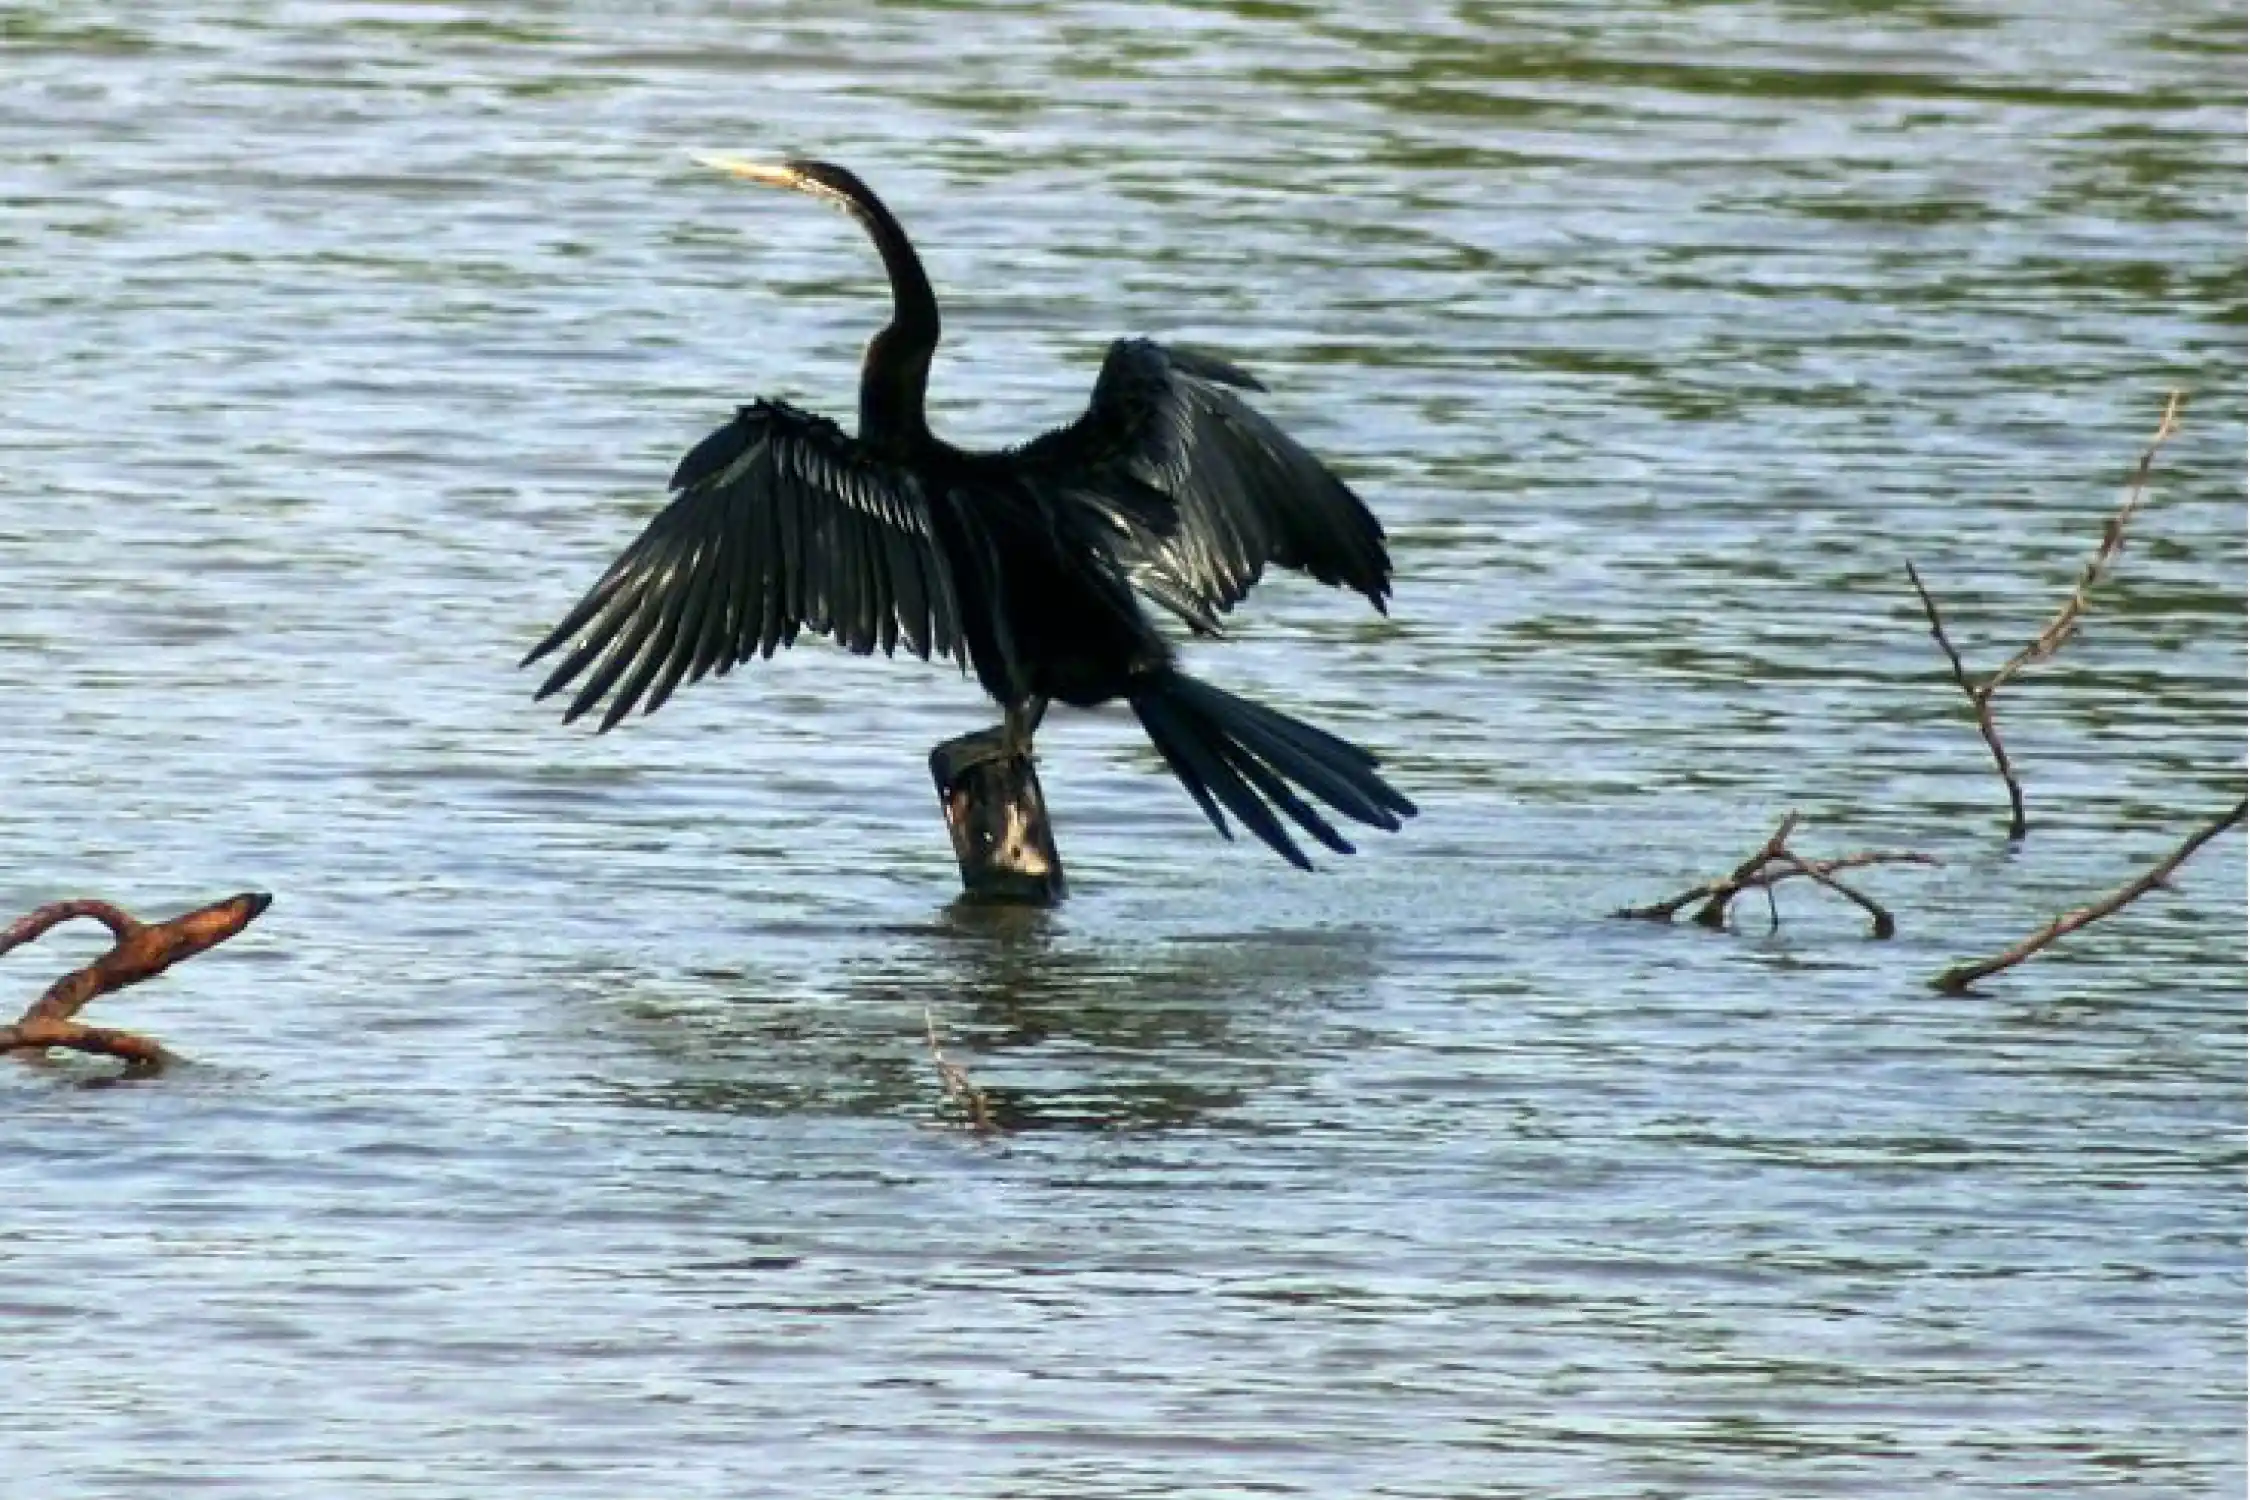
(923, 1005, 998, 1134)
(0, 893, 271, 1070)
(1932, 798, 2245, 993)
(1906, 391, 2184, 840)
(1617, 812, 1938, 939)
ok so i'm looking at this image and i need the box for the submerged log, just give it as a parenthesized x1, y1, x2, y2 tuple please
(929, 726, 1066, 904)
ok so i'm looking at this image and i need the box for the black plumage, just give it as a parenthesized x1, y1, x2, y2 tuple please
(525, 157, 1415, 869)
(1015, 339, 1392, 634)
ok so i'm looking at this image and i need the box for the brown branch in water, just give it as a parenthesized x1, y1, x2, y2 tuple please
(1988, 390, 2184, 694)
(923, 1006, 998, 1135)
(1615, 812, 1936, 939)
(1689, 812, 1801, 929)
(1614, 812, 1797, 925)
(1905, 391, 2184, 842)
(1907, 560, 2029, 841)
(1774, 851, 1898, 940)
(0, 893, 272, 1070)
(1932, 797, 2245, 993)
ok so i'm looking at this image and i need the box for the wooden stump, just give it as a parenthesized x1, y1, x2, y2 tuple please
(929, 726, 1066, 905)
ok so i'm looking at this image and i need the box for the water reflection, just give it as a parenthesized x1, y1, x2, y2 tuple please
(583, 905, 1386, 1134)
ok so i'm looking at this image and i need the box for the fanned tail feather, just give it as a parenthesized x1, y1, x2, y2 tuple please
(1127, 671, 1415, 869)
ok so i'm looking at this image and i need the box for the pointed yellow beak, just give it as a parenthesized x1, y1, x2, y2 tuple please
(691, 153, 805, 191)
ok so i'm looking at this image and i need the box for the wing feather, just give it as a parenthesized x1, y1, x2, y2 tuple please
(749, 474, 785, 662)
(598, 543, 700, 732)
(639, 529, 721, 717)
(524, 400, 967, 728)
(895, 530, 931, 657)
(1016, 338, 1392, 629)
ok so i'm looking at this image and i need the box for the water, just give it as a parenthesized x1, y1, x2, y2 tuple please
(2, 2, 2243, 1495)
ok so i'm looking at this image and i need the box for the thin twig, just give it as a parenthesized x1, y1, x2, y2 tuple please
(1749, 850, 1943, 886)
(1691, 812, 1801, 928)
(0, 893, 271, 1069)
(1775, 851, 1897, 939)
(1614, 812, 1796, 924)
(1615, 813, 1935, 939)
(1905, 391, 2184, 842)
(1907, 559, 2029, 841)
(1612, 884, 1726, 925)
(1988, 390, 2184, 695)
(1932, 797, 2245, 993)
(923, 1005, 997, 1135)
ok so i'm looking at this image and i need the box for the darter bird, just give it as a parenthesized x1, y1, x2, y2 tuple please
(524, 157, 1415, 869)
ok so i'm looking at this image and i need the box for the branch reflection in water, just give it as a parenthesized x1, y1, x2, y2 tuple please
(563, 904, 1389, 1135)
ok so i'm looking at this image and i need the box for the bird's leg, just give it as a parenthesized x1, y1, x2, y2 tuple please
(1001, 696, 1048, 761)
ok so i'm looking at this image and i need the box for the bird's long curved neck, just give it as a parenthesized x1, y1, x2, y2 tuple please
(846, 189, 941, 445)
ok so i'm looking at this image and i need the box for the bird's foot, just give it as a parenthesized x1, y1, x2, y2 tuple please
(1000, 697, 1048, 763)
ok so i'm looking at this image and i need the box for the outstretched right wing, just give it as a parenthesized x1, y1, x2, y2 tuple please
(523, 399, 965, 732)
(1015, 338, 1394, 634)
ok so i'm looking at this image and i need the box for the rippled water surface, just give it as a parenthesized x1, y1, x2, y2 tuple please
(4, 2, 2244, 1495)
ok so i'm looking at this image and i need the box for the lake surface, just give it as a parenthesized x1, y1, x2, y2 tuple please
(3, 2, 2243, 1495)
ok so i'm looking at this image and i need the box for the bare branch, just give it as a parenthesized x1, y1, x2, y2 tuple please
(1691, 812, 1800, 929)
(1932, 797, 2245, 993)
(1614, 813, 1797, 925)
(1756, 850, 1943, 884)
(1616, 814, 1934, 939)
(923, 1006, 998, 1135)
(1904, 391, 2184, 842)
(0, 899, 139, 958)
(1775, 851, 1897, 939)
(1988, 390, 2184, 695)
(1907, 559, 2028, 841)
(1612, 885, 1719, 924)
(1, 893, 271, 1069)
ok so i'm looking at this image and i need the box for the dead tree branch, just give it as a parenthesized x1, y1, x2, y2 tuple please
(0, 892, 272, 1069)
(1905, 390, 2184, 841)
(1616, 812, 1937, 939)
(1907, 561, 2029, 840)
(1989, 390, 2185, 693)
(923, 1005, 998, 1135)
(1932, 797, 2245, 993)
(1775, 851, 1899, 940)
(1689, 812, 1801, 929)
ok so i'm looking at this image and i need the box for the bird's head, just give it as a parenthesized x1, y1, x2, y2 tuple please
(692, 154, 886, 220)
(693, 151, 940, 434)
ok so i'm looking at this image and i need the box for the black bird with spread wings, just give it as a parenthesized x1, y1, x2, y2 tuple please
(524, 157, 1414, 869)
